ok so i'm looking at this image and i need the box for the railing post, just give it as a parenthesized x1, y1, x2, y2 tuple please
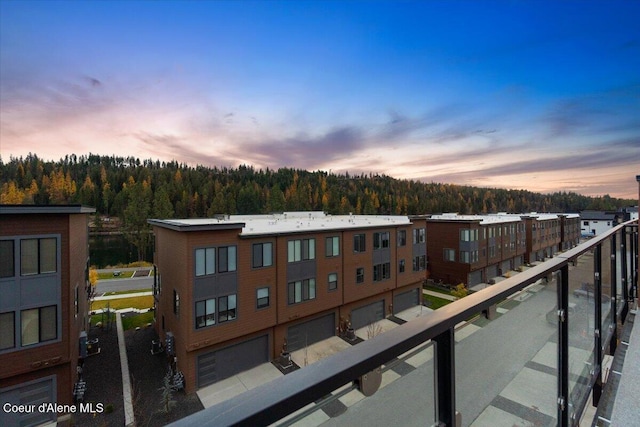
(609, 232, 618, 355)
(633, 227, 638, 303)
(558, 265, 569, 427)
(435, 327, 456, 427)
(621, 227, 628, 322)
(593, 244, 602, 406)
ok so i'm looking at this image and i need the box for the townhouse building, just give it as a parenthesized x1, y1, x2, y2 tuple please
(579, 210, 620, 237)
(424, 213, 581, 287)
(0, 205, 94, 426)
(148, 212, 427, 393)
(424, 214, 526, 287)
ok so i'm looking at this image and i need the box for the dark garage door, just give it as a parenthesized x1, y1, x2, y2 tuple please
(351, 300, 385, 330)
(468, 269, 483, 286)
(197, 335, 269, 388)
(287, 313, 335, 352)
(393, 288, 419, 314)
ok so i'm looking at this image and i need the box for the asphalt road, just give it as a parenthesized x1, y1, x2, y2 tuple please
(95, 268, 154, 293)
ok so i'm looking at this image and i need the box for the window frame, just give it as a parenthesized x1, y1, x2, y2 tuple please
(20, 237, 57, 276)
(356, 267, 365, 284)
(0, 240, 15, 278)
(256, 287, 270, 309)
(252, 242, 273, 268)
(20, 305, 57, 347)
(325, 236, 340, 257)
(195, 298, 216, 329)
(328, 273, 338, 291)
(373, 231, 390, 250)
(353, 234, 366, 253)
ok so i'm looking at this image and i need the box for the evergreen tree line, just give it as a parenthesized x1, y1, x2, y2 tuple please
(1, 153, 633, 219)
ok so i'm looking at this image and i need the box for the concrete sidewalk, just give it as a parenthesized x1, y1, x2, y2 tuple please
(93, 291, 152, 301)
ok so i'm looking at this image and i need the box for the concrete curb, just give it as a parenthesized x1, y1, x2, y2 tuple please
(93, 291, 152, 301)
(116, 312, 135, 427)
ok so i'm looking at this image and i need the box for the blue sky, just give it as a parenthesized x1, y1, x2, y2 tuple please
(1, 0, 639, 199)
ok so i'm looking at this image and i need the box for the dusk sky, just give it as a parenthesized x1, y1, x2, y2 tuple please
(1, 1, 639, 199)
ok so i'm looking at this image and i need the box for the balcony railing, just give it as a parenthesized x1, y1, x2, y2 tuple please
(171, 220, 638, 427)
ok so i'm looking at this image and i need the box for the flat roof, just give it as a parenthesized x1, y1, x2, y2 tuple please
(0, 204, 96, 214)
(149, 212, 412, 235)
(427, 212, 576, 224)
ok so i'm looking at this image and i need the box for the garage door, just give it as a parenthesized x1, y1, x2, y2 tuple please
(394, 289, 419, 314)
(197, 335, 269, 388)
(468, 269, 483, 286)
(486, 264, 499, 280)
(351, 300, 385, 330)
(287, 313, 335, 352)
(0, 377, 56, 427)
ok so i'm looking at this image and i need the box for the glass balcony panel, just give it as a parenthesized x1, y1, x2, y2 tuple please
(567, 250, 596, 421)
(456, 275, 558, 427)
(615, 229, 625, 316)
(273, 340, 437, 426)
(601, 238, 613, 342)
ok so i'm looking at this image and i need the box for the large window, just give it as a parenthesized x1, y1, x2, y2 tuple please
(287, 279, 316, 304)
(20, 306, 56, 346)
(195, 247, 216, 276)
(373, 262, 391, 281)
(413, 255, 426, 272)
(460, 229, 479, 242)
(195, 299, 216, 328)
(460, 250, 479, 264)
(21, 238, 56, 276)
(397, 230, 407, 247)
(444, 249, 455, 262)
(0, 312, 15, 350)
(218, 246, 237, 273)
(218, 295, 237, 322)
(288, 239, 315, 262)
(325, 237, 340, 257)
(413, 228, 426, 244)
(252, 243, 273, 268)
(373, 232, 390, 250)
(0, 240, 14, 278)
(257, 287, 270, 309)
(353, 234, 366, 253)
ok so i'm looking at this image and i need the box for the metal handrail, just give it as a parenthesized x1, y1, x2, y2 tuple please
(170, 220, 638, 427)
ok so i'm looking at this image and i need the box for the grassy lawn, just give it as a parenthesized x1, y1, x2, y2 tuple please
(121, 311, 155, 331)
(91, 295, 154, 311)
(424, 284, 453, 295)
(423, 294, 453, 310)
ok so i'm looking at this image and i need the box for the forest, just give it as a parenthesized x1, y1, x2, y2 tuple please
(3, 153, 633, 261)
(1, 153, 634, 218)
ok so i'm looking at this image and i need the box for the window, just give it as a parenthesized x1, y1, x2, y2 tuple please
(287, 279, 316, 304)
(413, 255, 426, 271)
(288, 239, 315, 262)
(195, 247, 215, 276)
(397, 230, 406, 246)
(252, 243, 273, 268)
(173, 290, 179, 315)
(257, 287, 270, 309)
(460, 251, 478, 264)
(21, 238, 56, 276)
(0, 240, 14, 278)
(0, 312, 15, 350)
(325, 237, 340, 257)
(413, 228, 426, 244)
(218, 246, 237, 272)
(460, 229, 479, 242)
(356, 267, 364, 283)
(195, 299, 216, 328)
(399, 259, 405, 273)
(353, 234, 366, 252)
(583, 221, 589, 226)
(20, 306, 56, 346)
(373, 262, 391, 281)
(218, 294, 237, 322)
(444, 248, 455, 261)
(328, 273, 338, 290)
(373, 232, 390, 250)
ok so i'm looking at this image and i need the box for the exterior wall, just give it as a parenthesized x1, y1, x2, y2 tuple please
(151, 216, 427, 393)
(0, 209, 91, 416)
(426, 221, 474, 286)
